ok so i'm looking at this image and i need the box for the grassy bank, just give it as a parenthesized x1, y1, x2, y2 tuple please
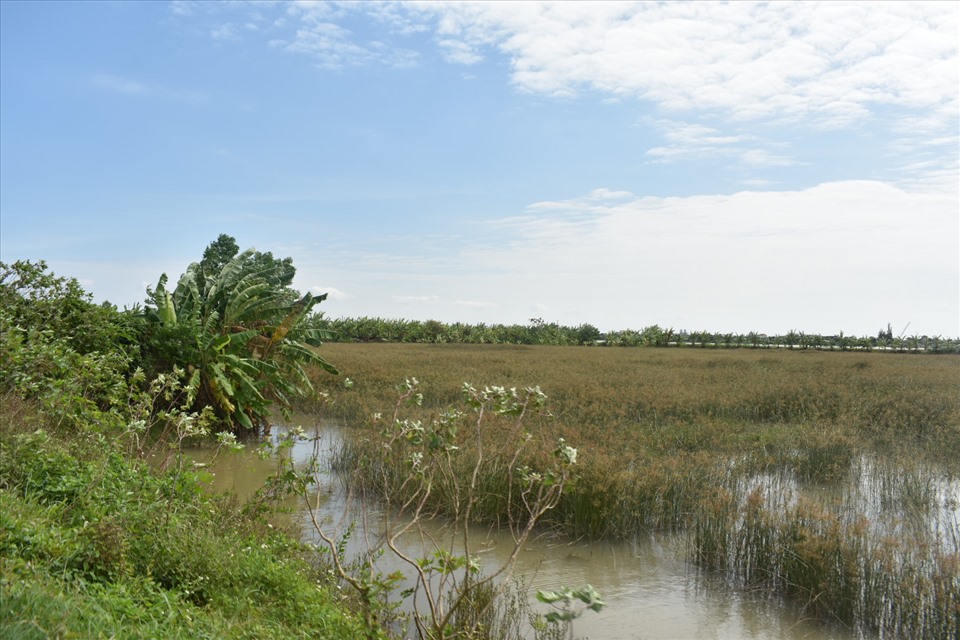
(0, 395, 368, 639)
(311, 343, 960, 638)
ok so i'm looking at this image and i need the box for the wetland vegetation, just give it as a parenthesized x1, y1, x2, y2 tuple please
(313, 343, 960, 639)
(2, 238, 958, 639)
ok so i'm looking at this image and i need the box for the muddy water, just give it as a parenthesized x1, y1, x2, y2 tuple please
(188, 423, 867, 640)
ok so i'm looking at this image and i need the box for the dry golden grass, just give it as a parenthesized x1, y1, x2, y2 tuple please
(316, 344, 960, 461)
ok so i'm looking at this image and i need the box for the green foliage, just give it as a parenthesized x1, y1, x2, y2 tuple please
(0, 261, 138, 432)
(142, 235, 338, 433)
(536, 584, 605, 623)
(0, 255, 363, 637)
(0, 260, 140, 358)
(0, 412, 365, 639)
(573, 323, 602, 345)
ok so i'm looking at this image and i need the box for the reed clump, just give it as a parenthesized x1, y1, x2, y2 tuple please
(310, 343, 960, 638)
(693, 484, 959, 638)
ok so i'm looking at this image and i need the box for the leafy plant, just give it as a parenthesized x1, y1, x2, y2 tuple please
(142, 236, 338, 433)
(0, 260, 139, 358)
(289, 379, 589, 640)
(0, 261, 138, 432)
(536, 585, 605, 640)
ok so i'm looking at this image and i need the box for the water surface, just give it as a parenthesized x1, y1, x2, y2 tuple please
(189, 421, 869, 640)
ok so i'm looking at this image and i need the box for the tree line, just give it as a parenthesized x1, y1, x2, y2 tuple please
(311, 316, 960, 353)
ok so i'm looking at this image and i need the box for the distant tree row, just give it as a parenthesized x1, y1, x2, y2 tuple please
(308, 316, 960, 354)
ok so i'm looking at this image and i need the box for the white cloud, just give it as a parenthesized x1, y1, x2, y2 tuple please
(738, 149, 797, 167)
(183, 2, 957, 154)
(740, 179, 776, 188)
(287, 178, 956, 335)
(644, 119, 797, 167)
(311, 285, 348, 300)
(170, 1, 193, 17)
(168, 179, 956, 336)
(437, 39, 482, 65)
(273, 2, 421, 70)
(461, 180, 958, 335)
(210, 23, 241, 41)
(183, 2, 956, 133)
(417, 1, 957, 133)
(526, 188, 636, 216)
(588, 188, 634, 201)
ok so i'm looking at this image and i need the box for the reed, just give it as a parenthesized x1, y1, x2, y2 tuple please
(307, 343, 960, 638)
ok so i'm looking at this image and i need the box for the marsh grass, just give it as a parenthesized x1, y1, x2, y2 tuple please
(694, 477, 959, 638)
(308, 343, 960, 638)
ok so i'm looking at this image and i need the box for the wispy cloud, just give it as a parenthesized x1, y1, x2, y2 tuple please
(91, 73, 205, 102)
(526, 188, 636, 217)
(418, 2, 957, 134)
(644, 119, 798, 168)
(270, 2, 420, 70)
(210, 23, 241, 42)
(170, 1, 193, 17)
(437, 38, 483, 65)
(172, 2, 957, 137)
(221, 1, 953, 185)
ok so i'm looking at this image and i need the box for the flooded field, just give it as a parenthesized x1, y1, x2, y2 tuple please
(190, 421, 876, 640)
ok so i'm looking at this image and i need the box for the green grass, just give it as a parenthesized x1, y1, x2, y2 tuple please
(0, 405, 369, 640)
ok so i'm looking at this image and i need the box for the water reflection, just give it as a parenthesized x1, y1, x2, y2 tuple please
(188, 421, 868, 640)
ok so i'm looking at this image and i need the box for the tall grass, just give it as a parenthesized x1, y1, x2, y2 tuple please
(0, 398, 367, 639)
(308, 343, 960, 638)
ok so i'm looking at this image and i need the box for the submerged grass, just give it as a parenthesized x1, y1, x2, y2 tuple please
(310, 343, 960, 639)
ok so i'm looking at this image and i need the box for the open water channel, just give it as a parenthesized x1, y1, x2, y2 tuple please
(188, 421, 871, 640)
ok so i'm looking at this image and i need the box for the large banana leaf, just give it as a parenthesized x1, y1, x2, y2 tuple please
(172, 264, 202, 322)
(224, 281, 276, 327)
(265, 294, 316, 353)
(205, 248, 256, 308)
(299, 327, 336, 347)
(157, 289, 177, 325)
(208, 362, 236, 413)
(277, 340, 339, 376)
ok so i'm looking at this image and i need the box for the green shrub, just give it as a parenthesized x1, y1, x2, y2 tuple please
(0, 417, 365, 639)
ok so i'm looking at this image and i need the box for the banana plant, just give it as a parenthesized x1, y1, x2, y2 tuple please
(145, 241, 337, 433)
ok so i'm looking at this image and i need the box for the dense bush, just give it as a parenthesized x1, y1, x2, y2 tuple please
(0, 426, 366, 639)
(0, 259, 140, 358)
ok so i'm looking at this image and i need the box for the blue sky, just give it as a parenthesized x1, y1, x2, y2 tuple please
(2, 1, 957, 337)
